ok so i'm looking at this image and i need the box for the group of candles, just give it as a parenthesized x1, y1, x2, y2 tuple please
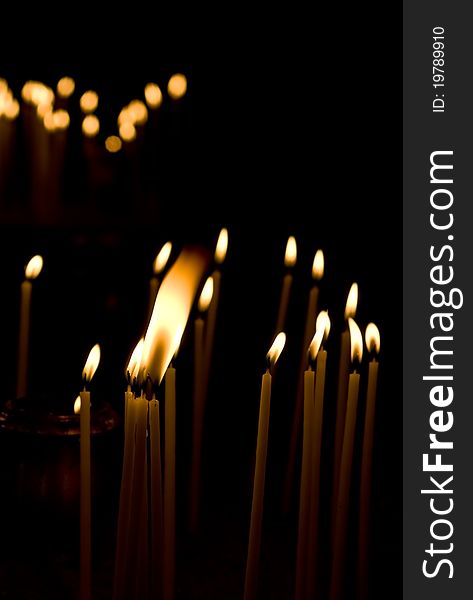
(14, 226, 381, 600)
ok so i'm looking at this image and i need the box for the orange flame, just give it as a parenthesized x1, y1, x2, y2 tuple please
(365, 322, 380, 354)
(348, 318, 363, 363)
(167, 73, 187, 99)
(82, 344, 101, 382)
(74, 395, 81, 414)
(284, 236, 297, 267)
(308, 314, 327, 362)
(198, 277, 214, 313)
(142, 247, 210, 384)
(215, 228, 228, 264)
(153, 242, 172, 275)
(312, 249, 324, 280)
(25, 255, 43, 279)
(267, 332, 286, 367)
(344, 282, 358, 320)
(127, 338, 144, 381)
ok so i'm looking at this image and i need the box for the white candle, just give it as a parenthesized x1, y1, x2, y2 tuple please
(149, 397, 163, 599)
(16, 255, 43, 398)
(163, 364, 176, 600)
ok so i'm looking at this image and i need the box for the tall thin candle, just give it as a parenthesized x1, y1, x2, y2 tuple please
(244, 332, 286, 600)
(163, 363, 176, 600)
(275, 236, 297, 334)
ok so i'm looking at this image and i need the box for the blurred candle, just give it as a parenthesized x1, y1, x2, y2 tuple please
(189, 276, 214, 533)
(80, 343, 101, 600)
(16, 255, 43, 399)
(275, 236, 297, 334)
(330, 318, 362, 600)
(244, 332, 286, 600)
(358, 322, 380, 600)
(148, 241, 172, 322)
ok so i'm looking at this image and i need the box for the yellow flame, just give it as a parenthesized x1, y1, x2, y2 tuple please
(308, 313, 328, 362)
(127, 338, 144, 381)
(365, 322, 380, 354)
(128, 99, 148, 125)
(30, 84, 54, 107)
(215, 228, 228, 264)
(198, 277, 214, 313)
(37, 101, 53, 118)
(82, 114, 100, 137)
(25, 255, 43, 279)
(80, 90, 99, 113)
(145, 82, 163, 108)
(312, 249, 324, 280)
(267, 332, 286, 367)
(53, 110, 70, 130)
(348, 318, 363, 363)
(119, 121, 136, 142)
(167, 73, 187, 100)
(105, 136, 122, 153)
(284, 236, 297, 267)
(118, 107, 132, 126)
(316, 309, 331, 342)
(153, 242, 172, 275)
(344, 282, 358, 320)
(74, 395, 81, 414)
(82, 343, 101, 382)
(43, 111, 55, 131)
(4, 99, 19, 120)
(142, 247, 210, 384)
(57, 77, 75, 98)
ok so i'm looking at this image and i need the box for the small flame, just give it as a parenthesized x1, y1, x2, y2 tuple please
(127, 338, 144, 381)
(344, 282, 358, 320)
(144, 82, 163, 108)
(57, 76, 75, 98)
(309, 313, 329, 362)
(267, 332, 286, 368)
(142, 247, 210, 384)
(167, 73, 187, 100)
(153, 242, 172, 275)
(365, 322, 380, 354)
(198, 277, 214, 313)
(284, 236, 297, 267)
(316, 310, 331, 342)
(312, 250, 324, 280)
(80, 90, 99, 113)
(25, 255, 43, 279)
(82, 344, 101, 382)
(74, 395, 81, 414)
(215, 228, 228, 264)
(82, 114, 100, 137)
(348, 318, 363, 364)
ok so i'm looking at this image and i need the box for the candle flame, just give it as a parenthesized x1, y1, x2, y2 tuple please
(348, 318, 363, 364)
(82, 343, 101, 382)
(128, 99, 148, 125)
(284, 236, 297, 267)
(316, 309, 331, 342)
(365, 322, 380, 354)
(344, 282, 358, 320)
(53, 109, 70, 130)
(312, 249, 324, 280)
(198, 276, 214, 313)
(142, 247, 210, 384)
(267, 332, 286, 367)
(25, 255, 43, 279)
(74, 395, 81, 414)
(57, 76, 75, 98)
(105, 136, 122, 153)
(82, 114, 100, 137)
(126, 338, 144, 381)
(309, 313, 328, 361)
(119, 121, 136, 142)
(215, 228, 228, 264)
(144, 83, 163, 108)
(167, 73, 187, 100)
(153, 242, 172, 275)
(80, 90, 99, 113)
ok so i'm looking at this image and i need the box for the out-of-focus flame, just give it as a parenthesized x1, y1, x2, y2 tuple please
(312, 249, 324, 280)
(309, 312, 329, 361)
(82, 115, 100, 137)
(284, 236, 297, 267)
(53, 110, 70, 130)
(167, 73, 187, 100)
(128, 99, 148, 125)
(142, 247, 210, 384)
(145, 83, 163, 108)
(57, 77, 75, 98)
(348, 318, 363, 364)
(105, 136, 122, 153)
(25, 255, 43, 279)
(82, 344, 101, 382)
(344, 282, 358, 320)
(74, 395, 81, 414)
(153, 242, 172, 275)
(127, 338, 144, 381)
(267, 332, 286, 368)
(198, 277, 214, 313)
(119, 121, 136, 142)
(365, 322, 380, 354)
(215, 228, 228, 264)
(316, 309, 331, 342)
(80, 90, 99, 113)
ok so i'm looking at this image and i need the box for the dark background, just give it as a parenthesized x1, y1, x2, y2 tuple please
(0, 8, 401, 600)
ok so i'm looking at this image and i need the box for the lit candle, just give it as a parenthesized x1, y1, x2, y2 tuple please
(244, 332, 286, 600)
(163, 361, 176, 600)
(79, 343, 101, 600)
(148, 241, 172, 323)
(16, 255, 43, 399)
(330, 318, 362, 600)
(149, 396, 163, 599)
(275, 236, 297, 334)
(283, 249, 324, 514)
(332, 282, 358, 526)
(189, 276, 214, 533)
(358, 322, 380, 600)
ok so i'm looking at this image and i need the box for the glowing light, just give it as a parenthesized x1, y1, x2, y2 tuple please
(348, 318, 363, 364)
(126, 338, 144, 381)
(82, 344, 101, 382)
(267, 332, 286, 367)
(153, 242, 172, 275)
(365, 322, 380, 354)
(119, 121, 136, 142)
(57, 77, 75, 98)
(214, 228, 228, 264)
(128, 99, 148, 125)
(167, 73, 187, 100)
(312, 250, 324, 280)
(4, 99, 19, 120)
(284, 236, 297, 267)
(25, 255, 43, 279)
(53, 110, 70, 130)
(105, 136, 122, 153)
(198, 277, 214, 313)
(316, 309, 331, 342)
(74, 395, 81, 414)
(82, 115, 100, 137)
(144, 82, 163, 108)
(80, 90, 99, 113)
(344, 282, 358, 320)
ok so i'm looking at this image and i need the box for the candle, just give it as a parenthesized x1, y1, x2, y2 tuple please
(283, 249, 324, 514)
(149, 397, 163, 599)
(163, 363, 176, 600)
(147, 241, 172, 323)
(358, 322, 380, 600)
(330, 318, 362, 600)
(244, 332, 286, 600)
(189, 276, 214, 533)
(79, 343, 101, 600)
(16, 254, 43, 399)
(275, 235, 297, 334)
(332, 282, 358, 529)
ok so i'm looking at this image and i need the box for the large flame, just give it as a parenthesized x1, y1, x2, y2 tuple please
(308, 313, 329, 362)
(344, 282, 358, 320)
(267, 332, 286, 367)
(312, 249, 324, 280)
(284, 236, 297, 267)
(365, 322, 380, 354)
(82, 344, 101, 382)
(25, 255, 43, 280)
(126, 338, 144, 381)
(348, 318, 363, 364)
(215, 228, 228, 264)
(153, 242, 172, 275)
(142, 247, 210, 384)
(198, 277, 214, 313)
